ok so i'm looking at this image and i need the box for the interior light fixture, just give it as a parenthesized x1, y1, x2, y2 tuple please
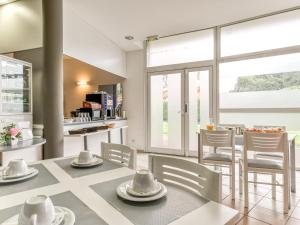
(125, 35, 134, 40)
(76, 81, 88, 86)
(0, 0, 18, 6)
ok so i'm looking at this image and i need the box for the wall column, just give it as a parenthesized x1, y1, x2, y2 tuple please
(42, 0, 64, 158)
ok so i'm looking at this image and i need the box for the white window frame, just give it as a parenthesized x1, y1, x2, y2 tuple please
(145, 7, 300, 152)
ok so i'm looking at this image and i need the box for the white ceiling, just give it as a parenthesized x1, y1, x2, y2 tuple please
(64, 0, 300, 52)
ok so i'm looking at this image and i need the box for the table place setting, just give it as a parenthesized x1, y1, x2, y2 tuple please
(1, 195, 75, 225)
(116, 169, 168, 202)
(0, 159, 38, 184)
(70, 151, 103, 168)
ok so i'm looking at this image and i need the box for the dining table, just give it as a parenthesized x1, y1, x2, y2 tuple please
(0, 156, 239, 225)
(235, 133, 297, 193)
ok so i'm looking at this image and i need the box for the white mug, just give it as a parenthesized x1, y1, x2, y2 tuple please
(18, 195, 55, 225)
(132, 170, 156, 193)
(78, 151, 93, 164)
(4, 159, 28, 177)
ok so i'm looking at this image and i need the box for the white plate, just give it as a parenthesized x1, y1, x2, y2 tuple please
(1, 167, 36, 180)
(0, 168, 38, 184)
(1, 206, 75, 225)
(71, 157, 103, 168)
(117, 181, 167, 202)
(126, 181, 162, 197)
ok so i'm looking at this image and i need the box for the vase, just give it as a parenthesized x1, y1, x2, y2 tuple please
(7, 139, 18, 146)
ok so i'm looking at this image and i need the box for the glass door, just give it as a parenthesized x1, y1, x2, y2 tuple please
(148, 67, 212, 156)
(185, 68, 212, 156)
(148, 71, 184, 155)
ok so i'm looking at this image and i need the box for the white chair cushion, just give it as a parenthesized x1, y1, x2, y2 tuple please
(203, 153, 232, 162)
(217, 145, 243, 152)
(247, 159, 283, 170)
(255, 153, 283, 159)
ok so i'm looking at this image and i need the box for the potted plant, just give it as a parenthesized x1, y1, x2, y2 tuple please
(0, 123, 22, 146)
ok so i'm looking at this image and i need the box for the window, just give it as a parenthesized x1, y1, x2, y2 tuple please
(147, 29, 214, 67)
(219, 53, 300, 109)
(221, 9, 300, 56)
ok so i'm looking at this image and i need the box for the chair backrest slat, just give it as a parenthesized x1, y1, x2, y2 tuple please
(200, 129, 234, 148)
(101, 142, 137, 169)
(244, 132, 287, 153)
(149, 155, 221, 202)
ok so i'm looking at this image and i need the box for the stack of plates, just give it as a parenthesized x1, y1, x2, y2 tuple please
(116, 180, 167, 202)
(0, 167, 38, 184)
(2, 206, 75, 225)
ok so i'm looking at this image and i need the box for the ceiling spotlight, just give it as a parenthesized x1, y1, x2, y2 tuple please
(125, 35, 134, 40)
(0, 0, 18, 6)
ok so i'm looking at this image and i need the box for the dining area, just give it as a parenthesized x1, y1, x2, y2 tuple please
(0, 142, 239, 225)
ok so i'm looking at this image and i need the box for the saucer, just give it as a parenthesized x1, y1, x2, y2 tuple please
(0, 168, 38, 184)
(117, 180, 167, 202)
(71, 157, 103, 168)
(1, 206, 75, 225)
(126, 180, 162, 197)
(1, 167, 36, 180)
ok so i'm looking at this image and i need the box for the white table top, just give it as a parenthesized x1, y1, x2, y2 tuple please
(0, 157, 239, 225)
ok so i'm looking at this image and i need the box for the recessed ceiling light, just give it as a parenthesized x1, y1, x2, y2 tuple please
(0, 0, 18, 6)
(125, 35, 134, 40)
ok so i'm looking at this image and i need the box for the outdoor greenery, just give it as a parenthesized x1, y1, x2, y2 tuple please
(232, 71, 300, 92)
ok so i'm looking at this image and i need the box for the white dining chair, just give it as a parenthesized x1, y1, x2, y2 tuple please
(101, 142, 137, 169)
(252, 125, 287, 185)
(198, 129, 236, 199)
(149, 155, 222, 202)
(239, 131, 290, 213)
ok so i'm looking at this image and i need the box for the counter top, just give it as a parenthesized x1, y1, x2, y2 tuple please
(0, 138, 46, 152)
(64, 118, 126, 126)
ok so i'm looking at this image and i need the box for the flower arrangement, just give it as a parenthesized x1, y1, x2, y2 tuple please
(0, 123, 22, 145)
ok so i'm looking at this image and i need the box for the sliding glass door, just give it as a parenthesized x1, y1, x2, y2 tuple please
(148, 67, 212, 156)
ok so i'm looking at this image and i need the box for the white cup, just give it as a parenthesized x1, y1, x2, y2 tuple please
(78, 151, 93, 164)
(132, 170, 156, 193)
(18, 195, 55, 225)
(4, 159, 28, 177)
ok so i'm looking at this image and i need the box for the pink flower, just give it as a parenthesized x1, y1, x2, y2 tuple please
(10, 128, 19, 137)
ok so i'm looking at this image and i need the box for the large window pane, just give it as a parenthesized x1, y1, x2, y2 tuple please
(147, 29, 214, 67)
(219, 112, 300, 131)
(221, 10, 300, 56)
(219, 53, 300, 109)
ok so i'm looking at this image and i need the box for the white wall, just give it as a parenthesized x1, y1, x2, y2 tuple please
(63, 3, 127, 78)
(123, 50, 146, 151)
(0, 0, 42, 53)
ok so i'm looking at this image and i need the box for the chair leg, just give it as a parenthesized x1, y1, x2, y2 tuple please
(239, 160, 242, 195)
(283, 171, 289, 214)
(254, 173, 257, 187)
(231, 163, 235, 200)
(253, 154, 257, 187)
(272, 174, 276, 200)
(244, 168, 249, 208)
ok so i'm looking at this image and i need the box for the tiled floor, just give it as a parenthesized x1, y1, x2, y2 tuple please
(137, 153, 300, 225)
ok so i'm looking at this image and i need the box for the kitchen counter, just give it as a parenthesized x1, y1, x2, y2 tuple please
(64, 118, 126, 126)
(63, 119, 128, 157)
(0, 138, 46, 153)
(0, 138, 45, 166)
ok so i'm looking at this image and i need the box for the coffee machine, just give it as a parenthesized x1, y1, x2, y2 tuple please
(85, 91, 113, 119)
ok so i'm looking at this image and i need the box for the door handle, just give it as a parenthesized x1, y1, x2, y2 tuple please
(184, 103, 188, 113)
